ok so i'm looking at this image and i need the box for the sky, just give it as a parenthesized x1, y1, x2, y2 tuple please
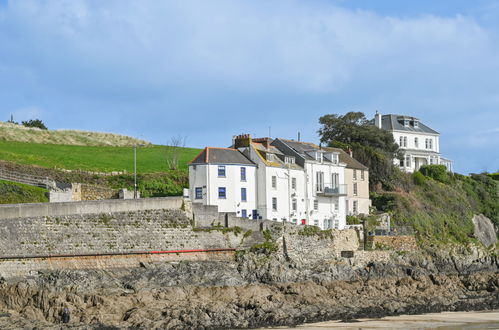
(0, 0, 498, 174)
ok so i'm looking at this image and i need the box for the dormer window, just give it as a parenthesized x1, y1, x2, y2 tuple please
(266, 153, 274, 162)
(414, 120, 419, 128)
(285, 156, 295, 164)
(404, 119, 410, 127)
(331, 154, 339, 164)
(316, 152, 323, 162)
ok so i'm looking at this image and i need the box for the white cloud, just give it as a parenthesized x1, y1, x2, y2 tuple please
(1, 0, 499, 173)
(1, 0, 498, 94)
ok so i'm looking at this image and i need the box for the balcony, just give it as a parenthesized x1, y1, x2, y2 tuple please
(316, 184, 347, 197)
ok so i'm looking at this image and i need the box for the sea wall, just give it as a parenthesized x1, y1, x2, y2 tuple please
(0, 209, 249, 260)
(0, 197, 184, 219)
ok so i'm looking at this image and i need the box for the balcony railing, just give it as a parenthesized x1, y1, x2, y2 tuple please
(316, 184, 347, 197)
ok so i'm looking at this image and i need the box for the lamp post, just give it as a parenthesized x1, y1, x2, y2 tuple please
(134, 144, 145, 199)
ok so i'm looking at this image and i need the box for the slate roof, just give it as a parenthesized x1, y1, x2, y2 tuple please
(276, 139, 320, 161)
(378, 114, 439, 135)
(190, 147, 255, 165)
(323, 147, 369, 170)
(275, 139, 345, 165)
(251, 140, 302, 169)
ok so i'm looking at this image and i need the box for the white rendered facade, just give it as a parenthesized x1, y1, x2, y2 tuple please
(189, 136, 351, 230)
(374, 112, 453, 173)
(189, 148, 257, 218)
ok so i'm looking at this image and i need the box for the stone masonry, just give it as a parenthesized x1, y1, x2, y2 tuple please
(0, 209, 249, 258)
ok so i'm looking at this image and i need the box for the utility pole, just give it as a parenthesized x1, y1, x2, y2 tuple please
(133, 143, 145, 199)
(134, 144, 138, 199)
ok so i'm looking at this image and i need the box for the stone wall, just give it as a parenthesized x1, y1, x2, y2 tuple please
(282, 227, 360, 264)
(0, 209, 249, 258)
(371, 235, 418, 251)
(80, 184, 117, 200)
(0, 252, 234, 278)
(0, 197, 184, 220)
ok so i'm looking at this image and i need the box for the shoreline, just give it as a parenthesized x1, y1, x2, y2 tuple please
(268, 310, 499, 329)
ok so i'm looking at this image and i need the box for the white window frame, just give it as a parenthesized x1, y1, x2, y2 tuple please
(271, 175, 277, 189)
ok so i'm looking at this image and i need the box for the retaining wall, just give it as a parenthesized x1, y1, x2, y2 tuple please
(192, 203, 277, 232)
(0, 197, 184, 220)
(0, 252, 234, 278)
(371, 235, 418, 251)
(0, 209, 253, 258)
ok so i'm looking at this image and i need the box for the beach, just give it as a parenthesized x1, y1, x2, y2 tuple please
(270, 310, 499, 329)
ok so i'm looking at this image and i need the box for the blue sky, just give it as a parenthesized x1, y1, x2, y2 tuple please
(1, 0, 498, 174)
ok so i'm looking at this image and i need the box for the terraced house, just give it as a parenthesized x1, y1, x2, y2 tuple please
(189, 135, 371, 229)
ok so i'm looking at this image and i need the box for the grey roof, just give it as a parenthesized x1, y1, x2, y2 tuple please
(190, 147, 255, 165)
(377, 114, 439, 135)
(275, 139, 318, 161)
(323, 147, 369, 170)
(273, 139, 343, 165)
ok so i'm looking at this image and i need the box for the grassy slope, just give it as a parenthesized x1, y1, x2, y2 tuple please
(0, 121, 150, 147)
(0, 179, 49, 204)
(0, 140, 201, 173)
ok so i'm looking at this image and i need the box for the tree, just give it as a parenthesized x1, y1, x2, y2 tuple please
(318, 112, 400, 190)
(165, 135, 186, 170)
(21, 119, 47, 130)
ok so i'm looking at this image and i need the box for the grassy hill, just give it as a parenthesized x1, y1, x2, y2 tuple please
(0, 121, 150, 147)
(0, 179, 49, 204)
(0, 140, 200, 173)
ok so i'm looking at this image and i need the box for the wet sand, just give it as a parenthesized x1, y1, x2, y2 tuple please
(269, 310, 499, 329)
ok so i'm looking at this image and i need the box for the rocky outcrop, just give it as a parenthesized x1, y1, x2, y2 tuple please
(0, 244, 497, 329)
(473, 214, 498, 247)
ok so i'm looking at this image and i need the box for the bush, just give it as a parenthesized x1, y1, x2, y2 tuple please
(412, 171, 427, 186)
(21, 119, 47, 130)
(419, 165, 449, 183)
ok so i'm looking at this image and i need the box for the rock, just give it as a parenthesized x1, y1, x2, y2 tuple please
(472, 214, 498, 247)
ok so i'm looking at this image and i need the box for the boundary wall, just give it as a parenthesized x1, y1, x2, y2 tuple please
(0, 197, 184, 220)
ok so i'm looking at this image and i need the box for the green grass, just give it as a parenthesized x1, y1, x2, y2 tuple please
(0, 140, 201, 173)
(0, 179, 49, 204)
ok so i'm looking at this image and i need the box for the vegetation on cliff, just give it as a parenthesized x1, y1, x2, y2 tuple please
(371, 166, 499, 246)
(0, 179, 48, 204)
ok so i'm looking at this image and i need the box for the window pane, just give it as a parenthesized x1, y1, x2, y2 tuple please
(218, 187, 226, 199)
(218, 166, 226, 177)
(241, 188, 247, 201)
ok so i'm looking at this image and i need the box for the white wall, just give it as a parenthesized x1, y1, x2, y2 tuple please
(305, 162, 346, 229)
(189, 164, 257, 217)
(392, 131, 440, 153)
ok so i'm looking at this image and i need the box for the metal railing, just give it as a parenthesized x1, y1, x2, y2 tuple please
(0, 168, 56, 190)
(316, 184, 347, 197)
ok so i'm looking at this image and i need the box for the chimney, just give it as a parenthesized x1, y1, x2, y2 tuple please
(234, 134, 252, 148)
(348, 148, 353, 157)
(298, 132, 301, 142)
(375, 110, 382, 129)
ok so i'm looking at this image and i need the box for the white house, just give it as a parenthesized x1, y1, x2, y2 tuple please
(373, 111, 453, 173)
(272, 139, 347, 229)
(234, 135, 305, 224)
(189, 147, 257, 218)
(189, 135, 355, 230)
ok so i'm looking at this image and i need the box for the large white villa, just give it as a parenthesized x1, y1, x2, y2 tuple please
(373, 111, 453, 173)
(189, 134, 370, 230)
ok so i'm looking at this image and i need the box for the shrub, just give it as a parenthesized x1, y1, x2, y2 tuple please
(419, 165, 449, 183)
(412, 171, 427, 186)
(21, 119, 48, 130)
